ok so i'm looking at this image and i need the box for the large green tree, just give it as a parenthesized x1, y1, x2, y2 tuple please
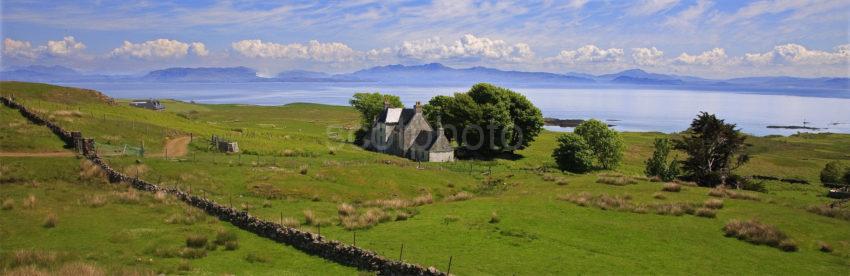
(349, 92, 402, 144)
(674, 112, 749, 187)
(820, 161, 848, 188)
(574, 119, 624, 169)
(425, 83, 543, 157)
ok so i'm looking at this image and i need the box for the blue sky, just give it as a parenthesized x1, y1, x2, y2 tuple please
(1, 0, 849, 78)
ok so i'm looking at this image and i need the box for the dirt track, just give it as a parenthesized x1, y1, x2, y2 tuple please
(155, 136, 191, 157)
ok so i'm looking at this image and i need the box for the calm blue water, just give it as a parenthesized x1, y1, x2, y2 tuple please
(60, 82, 850, 136)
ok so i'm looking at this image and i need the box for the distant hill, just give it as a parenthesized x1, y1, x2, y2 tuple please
(1, 64, 847, 92)
(142, 67, 259, 82)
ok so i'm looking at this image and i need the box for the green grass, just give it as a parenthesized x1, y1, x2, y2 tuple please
(2, 81, 849, 274)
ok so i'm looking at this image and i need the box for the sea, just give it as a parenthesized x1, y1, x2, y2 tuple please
(59, 82, 850, 136)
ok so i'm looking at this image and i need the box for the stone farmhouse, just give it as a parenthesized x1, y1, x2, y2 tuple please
(367, 101, 454, 162)
(130, 99, 164, 110)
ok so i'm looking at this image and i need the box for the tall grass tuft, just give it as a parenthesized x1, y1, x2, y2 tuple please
(723, 219, 797, 252)
(661, 183, 682, 192)
(806, 204, 850, 221)
(703, 199, 724, 209)
(489, 211, 500, 223)
(303, 209, 318, 225)
(84, 194, 108, 208)
(23, 195, 37, 209)
(185, 234, 208, 248)
(444, 191, 474, 202)
(42, 213, 58, 228)
(2, 198, 14, 210)
(280, 217, 300, 228)
(337, 203, 356, 217)
(57, 262, 105, 276)
(214, 229, 237, 246)
(9, 249, 60, 267)
(596, 175, 637, 186)
(694, 208, 716, 218)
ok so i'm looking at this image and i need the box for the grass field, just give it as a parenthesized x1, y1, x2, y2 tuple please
(1, 81, 849, 275)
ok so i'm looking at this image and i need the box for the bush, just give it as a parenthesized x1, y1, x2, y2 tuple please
(818, 241, 833, 252)
(299, 165, 308, 175)
(186, 234, 207, 248)
(43, 213, 58, 228)
(820, 161, 847, 187)
(552, 133, 594, 173)
(224, 240, 239, 251)
(661, 183, 682, 192)
(806, 205, 850, 221)
(337, 203, 356, 217)
(723, 219, 796, 251)
(179, 248, 207, 259)
(575, 119, 624, 169)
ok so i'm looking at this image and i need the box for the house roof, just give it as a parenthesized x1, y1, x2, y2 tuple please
(376, 108, 416, 125)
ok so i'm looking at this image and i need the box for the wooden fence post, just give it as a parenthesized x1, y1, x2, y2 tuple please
(447, 256, 453, 275)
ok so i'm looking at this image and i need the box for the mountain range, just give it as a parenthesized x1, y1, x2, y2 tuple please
(2, 63, 848, 91)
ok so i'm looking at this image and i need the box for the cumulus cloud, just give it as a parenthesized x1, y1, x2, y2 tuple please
(231, 39, 359, 62)
(110, 39, 206, 59)
(397, 34, 534, 62)
(744, 44, 850, 65)
(46, 36, 86, 56)
(547, 45, 624, 64)
(190, 42, 209, 56)
(3, 38, 42, 59)
(632, 47, 665, 66)
(674, 48, 730, 66)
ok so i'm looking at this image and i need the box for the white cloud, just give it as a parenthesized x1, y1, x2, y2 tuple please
(632, 47, 665, 66)
(46, 36, 86, 56)
(547, 45, 624, 64)
(674, 48, 729, 66)
(231, 39, 359, 62)
(190, 42, 209, 56)
(110, 39, 206, 59)
(628, 0, 681, 16)
(3, 38, 43, 59)
(397, 34, 534, 62)
(745, 43, 850, 65)
(565, 0, 589, 10)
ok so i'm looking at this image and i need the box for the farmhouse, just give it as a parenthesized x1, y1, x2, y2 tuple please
(130, 99, 164, 110)
(367, 101, 454, 162)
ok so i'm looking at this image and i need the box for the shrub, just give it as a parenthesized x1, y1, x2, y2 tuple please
(9, 249, 60, 267)
(489, 211, 500, 224)
(694, 208, 716, 218)
(552, 133, 594, 173)
(708, 188, 726, 197)
(43, 213, 58, 228)
(661, 183, 682, 192)
(703, 199, 724, 209)
(23, 195, 37, 209)
(444, 191, 474, 202)
(722, 219, 796, 251)
(2, 198, 14, 210)
(820, 161, 847, 187)
(214, 229, 237, 245)
(652, 192, 666, 200)
(186, 234, 208, 248)
(575, 119, 624, 169)
(299, 165, 308, 175)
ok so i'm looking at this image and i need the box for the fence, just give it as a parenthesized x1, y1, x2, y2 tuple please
(1, 95, 447, 276)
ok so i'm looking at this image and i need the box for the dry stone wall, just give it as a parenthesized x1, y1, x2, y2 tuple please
(1, 96, 446, 276)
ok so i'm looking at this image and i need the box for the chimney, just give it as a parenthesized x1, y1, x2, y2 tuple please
(414, 101, 422, 113)
(383, 100, 390, 109)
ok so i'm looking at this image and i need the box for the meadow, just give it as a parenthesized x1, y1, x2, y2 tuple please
(1, 81, 849, 275)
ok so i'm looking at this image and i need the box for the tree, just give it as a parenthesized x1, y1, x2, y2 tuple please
(820, 161, 848, 188)
(645, 138, 679, 181)
(574, 119, 624, 169)
(673, 112, 749, 187)
(552, 133, 594, 173)
(349, 92, 402, 145)
(425, 83, 543, 157)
